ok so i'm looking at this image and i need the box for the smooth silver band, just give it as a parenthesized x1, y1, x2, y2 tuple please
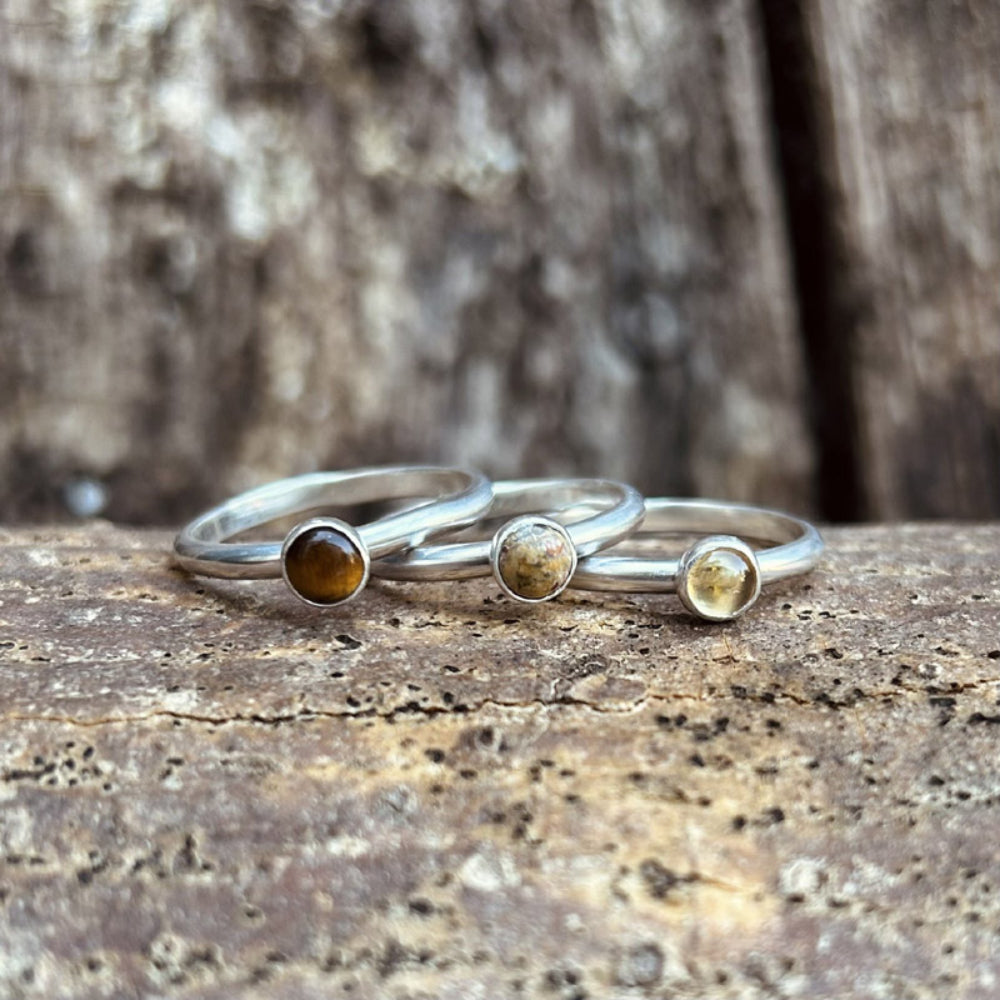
(173, 466, 493, 579)
(372, 478, 646, 581)
(570, 498, 822, 593)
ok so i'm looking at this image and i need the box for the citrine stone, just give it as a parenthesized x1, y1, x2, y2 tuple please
(495, 520, 576, 601)
(283, 525, 367, 606)
(683, 547, 758, 619)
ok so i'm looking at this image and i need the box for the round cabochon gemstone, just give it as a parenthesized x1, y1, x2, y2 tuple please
(684, 546, 759, 619)
(283, 524, 367, 605)
(495, 519, 576, 601)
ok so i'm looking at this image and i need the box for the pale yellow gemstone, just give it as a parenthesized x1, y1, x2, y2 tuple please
(685, 548, 757, 618)
(495, 522, 575, 601)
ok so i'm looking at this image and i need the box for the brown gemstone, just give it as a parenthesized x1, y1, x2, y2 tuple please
(283, 525, 367, 606)
(494, 520, 576, 601)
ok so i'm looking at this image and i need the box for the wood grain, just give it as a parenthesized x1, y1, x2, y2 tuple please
(2, 523, 999, 998)
(800, 0, 1000, 518)
(4, 1, 1000, 523)
(0, 0, 812, 522)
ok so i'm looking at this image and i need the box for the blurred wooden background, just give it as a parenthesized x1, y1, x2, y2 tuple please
(1, 0, 998, 524)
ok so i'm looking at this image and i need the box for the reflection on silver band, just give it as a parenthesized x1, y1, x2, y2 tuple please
(173, 466, 493, 606)
(173, 471, 821, 619)
(372, 478, 646, 602)
(570, 498, 823, 620)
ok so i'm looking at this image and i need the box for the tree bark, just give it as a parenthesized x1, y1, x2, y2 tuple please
(2, 522, 1000, 997)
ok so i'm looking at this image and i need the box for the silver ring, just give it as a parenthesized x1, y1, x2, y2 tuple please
(173, 466, 493, 607)
(372, 478, 646, 603)
(570, 498, 823, 621)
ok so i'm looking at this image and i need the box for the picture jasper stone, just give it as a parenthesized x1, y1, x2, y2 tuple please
(494, 520, 576, 601)
(283, 524, 367, 605)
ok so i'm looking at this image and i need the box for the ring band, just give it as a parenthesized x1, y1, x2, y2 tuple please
(173, 466, 493, 607)
(372, 478, 646, 603)
(569, 498, 823, 620)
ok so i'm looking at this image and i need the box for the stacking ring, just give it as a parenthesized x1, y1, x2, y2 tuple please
(570, 498, 824, 620)
(373, 478, 645, 603)
(174, 469, 821, 619)
(173, 466, 492, 607)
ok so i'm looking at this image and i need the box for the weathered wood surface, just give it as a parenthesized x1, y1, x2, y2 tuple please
(0, 0, 814, 523)
(5, 0, 1000, 523)
(2, 523, 1000, 998)
(794, 0, 1000, 518)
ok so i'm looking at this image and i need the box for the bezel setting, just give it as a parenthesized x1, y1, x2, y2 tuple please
(677, 534, 762, 621)
(280, 517, 371, 607)
(490, 515, 579, 603)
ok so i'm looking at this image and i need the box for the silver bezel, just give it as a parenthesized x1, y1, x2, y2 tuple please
(676, 534, 762, 621)
(490, 515, 579, 604)
(280, 517, 371, 608)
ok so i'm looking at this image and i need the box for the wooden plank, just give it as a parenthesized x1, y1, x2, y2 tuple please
(2, 523, 999, 997)
(0, 0, 813, 522)
(802, 0, 1000, 518)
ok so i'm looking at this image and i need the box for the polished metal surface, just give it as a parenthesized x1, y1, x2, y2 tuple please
(372, 478, 646, 581)
(173, 466, 493, 579)
(570, 498, 823, 593)
(174, 472, 820, 619)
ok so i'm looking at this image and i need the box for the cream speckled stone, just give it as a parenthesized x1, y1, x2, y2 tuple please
(492, 517, 577, 602)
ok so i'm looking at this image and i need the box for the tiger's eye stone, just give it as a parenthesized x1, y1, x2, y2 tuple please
(684, 547, 757, 619)
(495, 521, 576, 601)
(283, 526, 366, 605)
